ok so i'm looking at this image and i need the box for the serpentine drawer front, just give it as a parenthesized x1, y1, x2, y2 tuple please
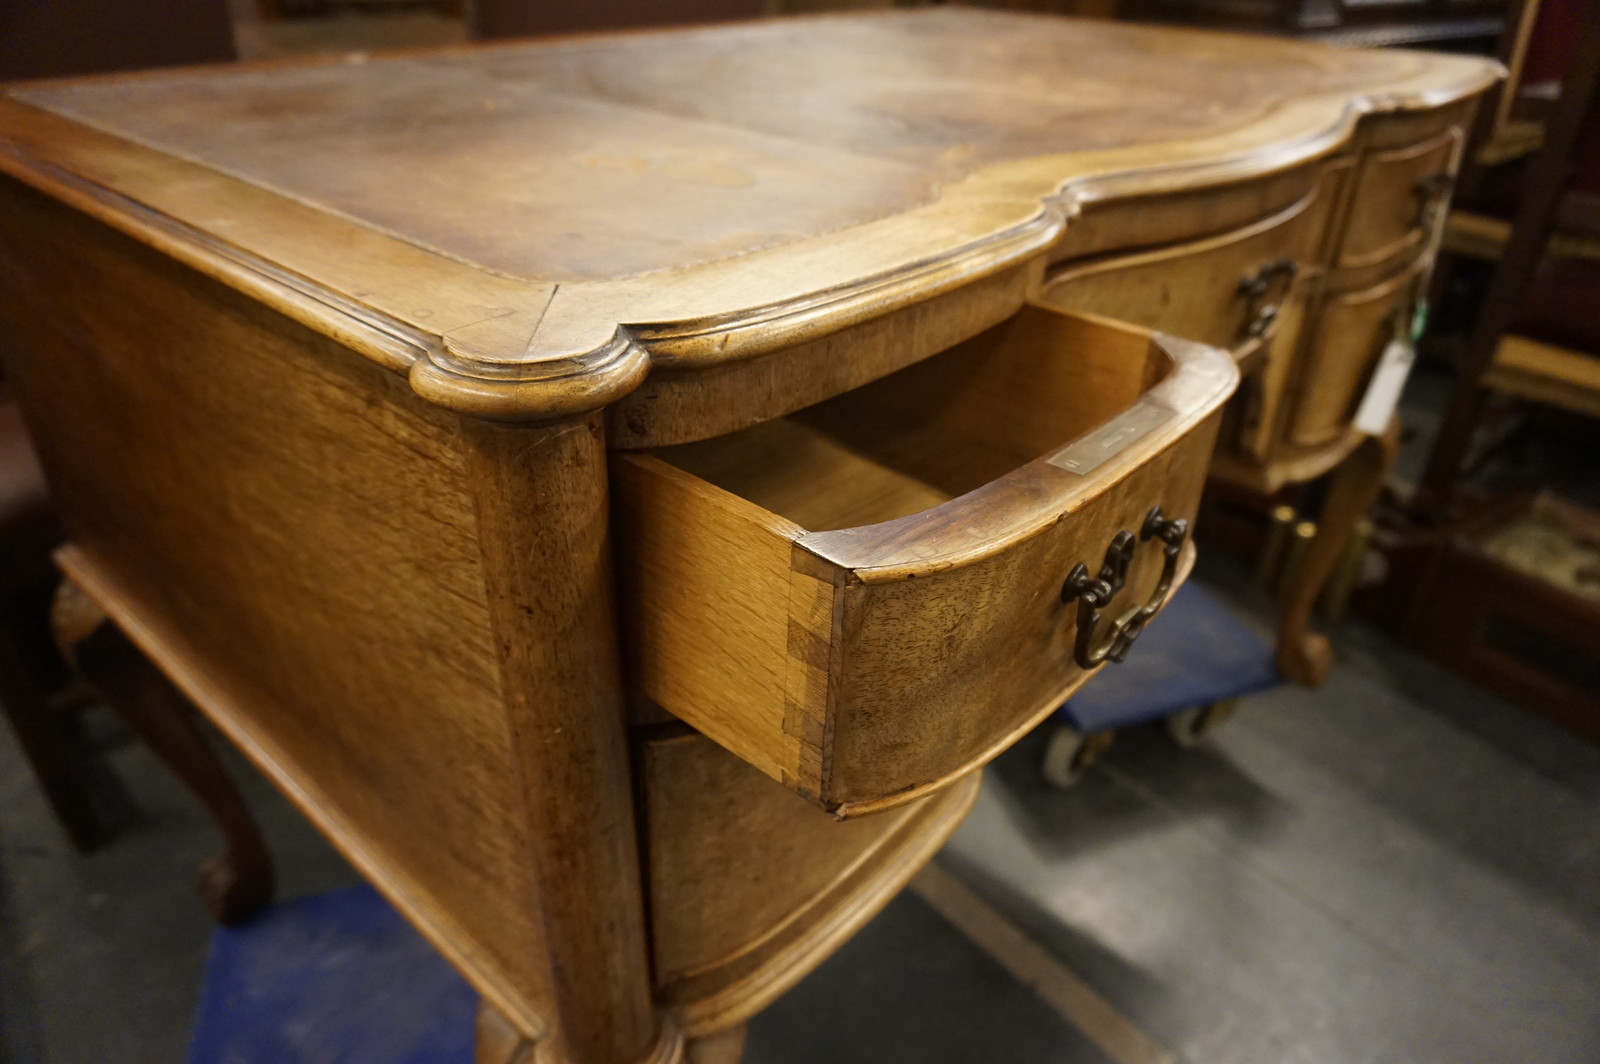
(1038, 184, 1326, 357)
(1289, 260, 1428, 446)
(1340, 128, 1461, 270)
(613, 305, 1237, 816)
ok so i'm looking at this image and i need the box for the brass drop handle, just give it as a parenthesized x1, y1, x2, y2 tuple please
(1060, 506, 1188, 669)
(1413, 172, 1453, 228)
(1237, 258, 1299, 340)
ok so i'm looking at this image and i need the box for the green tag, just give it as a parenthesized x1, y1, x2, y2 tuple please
(1409, 299, 1429, 344)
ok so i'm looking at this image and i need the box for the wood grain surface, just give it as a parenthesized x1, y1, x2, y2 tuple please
(0, 179, 672, 1058)
(640, 730, 978, 1037)
(614, 307, 1234, 813)
(0, 11, 1498, 420)
(0, 17, 1501, 1062)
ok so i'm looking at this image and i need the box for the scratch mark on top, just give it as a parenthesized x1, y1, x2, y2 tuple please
(522, 283, 560, 357)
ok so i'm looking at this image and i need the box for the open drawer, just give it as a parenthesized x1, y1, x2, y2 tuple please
(612, 304, 1237, 816)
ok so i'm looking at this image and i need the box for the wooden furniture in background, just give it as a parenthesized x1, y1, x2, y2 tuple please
(1379, 493, 1600, 739)
(1432, 0, 1598, 357)
(1039, 98, 1476, 683)
(1029, 0, 1509, 682)
(471, 0, 762, 40)
(1417, 0, 1600, 512)
(258, 0, 467, 21)
(0, 0, 235, 81)
(1123, 0, 1509, 49)
(0, 13, 1496, 1063)
(1368, 3, 1600, 733)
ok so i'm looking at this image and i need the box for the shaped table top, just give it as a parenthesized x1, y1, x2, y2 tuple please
(0, 10, 1497, 419)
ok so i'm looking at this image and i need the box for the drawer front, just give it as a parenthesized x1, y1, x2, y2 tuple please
(1047, 157, 1330, 265)
(815, 420, 1217, 810)
(1339, 128, 1461, 270)
(614, 306, 1237, 815)
(1214, 281, 1311, 465)
(641, 730, 976, 1033)
(1040, 187, 1324, 353)
(1288, 264, 1424, 447)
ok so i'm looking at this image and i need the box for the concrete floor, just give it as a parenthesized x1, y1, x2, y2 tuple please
(3, 565, 1597, 1064)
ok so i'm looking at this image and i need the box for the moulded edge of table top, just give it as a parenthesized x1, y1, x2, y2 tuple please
(0, 16, 1501, 423)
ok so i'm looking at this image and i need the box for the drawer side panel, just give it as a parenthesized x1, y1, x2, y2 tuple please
(611, 454, 825, 793)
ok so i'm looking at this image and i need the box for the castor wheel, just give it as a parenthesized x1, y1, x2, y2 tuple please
(1041, 728, 1114, 789)
(1164, 697, 1239, 747)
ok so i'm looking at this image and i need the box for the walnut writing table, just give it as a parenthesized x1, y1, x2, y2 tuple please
(0, 13, 1495, 1063)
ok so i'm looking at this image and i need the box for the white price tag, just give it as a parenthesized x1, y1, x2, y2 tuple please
(1353, 337, 1415, 436)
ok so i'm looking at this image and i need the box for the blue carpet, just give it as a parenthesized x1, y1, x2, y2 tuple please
(188, 885, 475, 1064)
(1056, 582, 1279, 734)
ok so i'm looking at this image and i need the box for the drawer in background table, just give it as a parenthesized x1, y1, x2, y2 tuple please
(1039, 185, 1329, 357)
(1339, 127, 1461, 270)
(1288, 260, 1427, 447)
(612, 305, 1237, 816)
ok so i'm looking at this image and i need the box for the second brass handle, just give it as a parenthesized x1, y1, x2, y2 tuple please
(1413, 172, 1453, 228)
(1238, 258, 1299, 340)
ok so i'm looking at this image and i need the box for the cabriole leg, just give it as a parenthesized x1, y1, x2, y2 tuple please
(1276, 424, 1400, 686)
(50, 574, 274, 924)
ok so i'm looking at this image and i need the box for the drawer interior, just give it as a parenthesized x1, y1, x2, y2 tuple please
(645, 305, 1169, 533)
(613, 303, 1234, 813)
